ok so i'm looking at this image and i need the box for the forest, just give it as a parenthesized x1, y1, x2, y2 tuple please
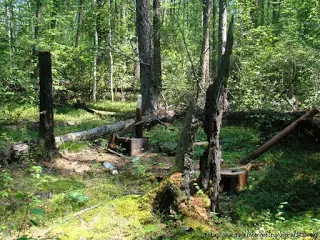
(0, 0, 320, 239)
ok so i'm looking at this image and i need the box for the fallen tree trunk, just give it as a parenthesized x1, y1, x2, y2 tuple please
(55, 109, 181, 147)
(239, 108, 320, 164)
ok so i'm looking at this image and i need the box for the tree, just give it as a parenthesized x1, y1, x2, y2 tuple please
(38, 52, 57, 160)
(108, 0, 114, 101)
(198, 16, 234, 211)
(217, 0, 227, 63)
(136, 0, 158, 113)
(200, 0, 212, 84)
(153, 0, 162, 105)
(92, 0, 99, 102)
(75, 0, 84, 48)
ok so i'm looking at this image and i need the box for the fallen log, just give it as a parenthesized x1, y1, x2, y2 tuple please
(239, 108, 320, 164)
(55, 109, 182, 147)
(55, 119, 135, 147)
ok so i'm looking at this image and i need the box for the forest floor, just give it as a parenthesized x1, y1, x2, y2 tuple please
(0, 101, 319, 239)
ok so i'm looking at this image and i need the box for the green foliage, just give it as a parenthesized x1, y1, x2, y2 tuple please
(66, 191, 88, 206)
(59, 141, 91, 152)
(0, 170, 13, 197)
(145, 122, 181, 145)
(229, 0, 320, 110)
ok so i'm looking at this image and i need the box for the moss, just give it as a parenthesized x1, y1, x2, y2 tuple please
(48, 194, 158, 239)
(39, 179, 85, 194)
(59, 141, 91, 152)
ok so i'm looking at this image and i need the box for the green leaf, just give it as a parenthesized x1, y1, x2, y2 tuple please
(29, 219, 40, 226)
(30, 208, 45, 216)
(15, 193, 26, 199)
(17, 236, 32, 240)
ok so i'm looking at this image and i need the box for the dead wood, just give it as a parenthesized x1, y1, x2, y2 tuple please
(239, 108, 320, 164)
(55, 109, 182, 147)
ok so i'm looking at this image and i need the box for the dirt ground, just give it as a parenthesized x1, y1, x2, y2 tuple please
(42, 147, 174, 178)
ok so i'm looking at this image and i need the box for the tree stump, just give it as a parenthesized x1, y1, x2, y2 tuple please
(220, 168, 248, 192)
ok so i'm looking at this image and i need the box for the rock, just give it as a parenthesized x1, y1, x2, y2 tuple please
(160, 142, 178, 155)
(10, 142, 29, 162)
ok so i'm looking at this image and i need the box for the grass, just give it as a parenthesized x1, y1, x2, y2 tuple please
(0, 102, 319, 239)
(0, 101, 136, 151)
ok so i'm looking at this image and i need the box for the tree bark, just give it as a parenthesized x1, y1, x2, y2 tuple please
(153, 0, 162, 107)
(38, 52, 57, 160)
(136, 0, 158, 113)
(4, 1, 12, 73)
(172, 105, 199, 173)
(200, 0, 212, 85)
(55, 109, 181, 146)
(109, 0, 114, 101)
(92, 0, 99, 102)
(75, 0, 84, 48)
(211, 0, 217, 76)
(198, 17, 234, 212)
(217, 0, 227, 64)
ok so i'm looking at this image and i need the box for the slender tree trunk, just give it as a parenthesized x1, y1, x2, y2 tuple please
(260, 0, 265, 26)
(109, 0, 114, 102)
(50, 0, 58, 29)
(200, 0, 212, 85)
(211, 0, 217, 76)
(172, 104, 199, 173)
(31, 0, 42, 82)
(92, 0, 99, 102)
(198, 17, 234, 212)
(38, 52, 57, 160)
(8, 1, 14, 42)
(217, 0, 228, 124)
(75, 0, 84, 47)
(272, 0, 281, 24)
(153, 0, 162, 108)
(4, 1, 12, 73)
(217, 0, 227, 64)
(136, 0, 158, 113)
(34, 0, 41, 43)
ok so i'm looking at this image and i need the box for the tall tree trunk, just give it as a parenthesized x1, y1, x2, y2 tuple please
(136, 0, 158, 113)
(200, 0, 212, 85)
(217, 0, 228, 124)
(31, 0, 42, 82)
(198, 17, 234, 212)
(38, 52, 57, 160)
(211, 0, 217, 76)
(109, 0, 114, 101)
(92, 0, 99, 102)
(8, 1, 14, 42)
(153, 0, 162, 107)
(75, 0, 84, 47)
(260, 0, 265, 26)
(4, 1, 12, 73)
(217, 0, 227, 64)
(272, 0, 281, 24)
(34, 0, 41, 43)
(50, 0, 58, 29)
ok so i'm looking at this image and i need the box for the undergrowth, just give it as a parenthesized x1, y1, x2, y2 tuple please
(0, 103, 319, 239)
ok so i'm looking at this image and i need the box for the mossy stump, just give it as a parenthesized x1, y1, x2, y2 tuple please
(152, 173, 211, 221)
